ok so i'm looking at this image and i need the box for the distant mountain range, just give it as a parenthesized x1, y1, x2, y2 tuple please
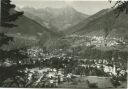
(21, 6, 89, 31)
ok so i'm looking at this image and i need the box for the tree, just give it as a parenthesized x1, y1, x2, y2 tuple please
(110, 1, 128, 16)
(1, 0, 23, 27)
(0, 0, 23, 58)
(0, 0, 24, 62)
(0, 0, 29, 87)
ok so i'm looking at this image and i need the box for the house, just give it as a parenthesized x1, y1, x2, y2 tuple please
(104, 65, 116, 75)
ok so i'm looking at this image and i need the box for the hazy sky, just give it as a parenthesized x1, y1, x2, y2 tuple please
(11, 0, 115, 15)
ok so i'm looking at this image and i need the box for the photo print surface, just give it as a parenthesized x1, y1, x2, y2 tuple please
(0, 0, 127, 88)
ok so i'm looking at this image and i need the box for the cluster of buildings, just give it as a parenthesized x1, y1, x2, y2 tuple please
(78, 58, 127, 76)
(25, 45, 127, 78)
(25, 67, 65, 87)
(67, 34, 126, 47)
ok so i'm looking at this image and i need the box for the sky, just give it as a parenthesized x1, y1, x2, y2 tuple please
(11, 0, 115, 15)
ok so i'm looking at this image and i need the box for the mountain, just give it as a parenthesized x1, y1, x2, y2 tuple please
(64, 9, 110, 35)
(0, 15, 67, 49)
(66, 8, 128, 38)
(63, 8, 128, 52)
(21, 6, 89, 31)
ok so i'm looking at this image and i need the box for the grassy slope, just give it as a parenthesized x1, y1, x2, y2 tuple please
(64, 9, 110, 35)
(0, 15, 66, 49)
(66, 8, 128, 38)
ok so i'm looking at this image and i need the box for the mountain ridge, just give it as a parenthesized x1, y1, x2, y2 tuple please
(0, 15, 66, 49)
(65, 8, 128, 39)
(21, 6, 89, 31)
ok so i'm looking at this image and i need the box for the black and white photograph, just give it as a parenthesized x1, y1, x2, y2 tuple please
(0, 0, 128, 88)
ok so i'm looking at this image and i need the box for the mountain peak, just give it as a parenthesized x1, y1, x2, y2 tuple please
(22, 6, 89, 31)
(44, 6, 75, 12)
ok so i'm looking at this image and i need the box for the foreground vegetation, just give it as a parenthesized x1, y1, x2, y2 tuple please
(0, 46, 127, 88)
